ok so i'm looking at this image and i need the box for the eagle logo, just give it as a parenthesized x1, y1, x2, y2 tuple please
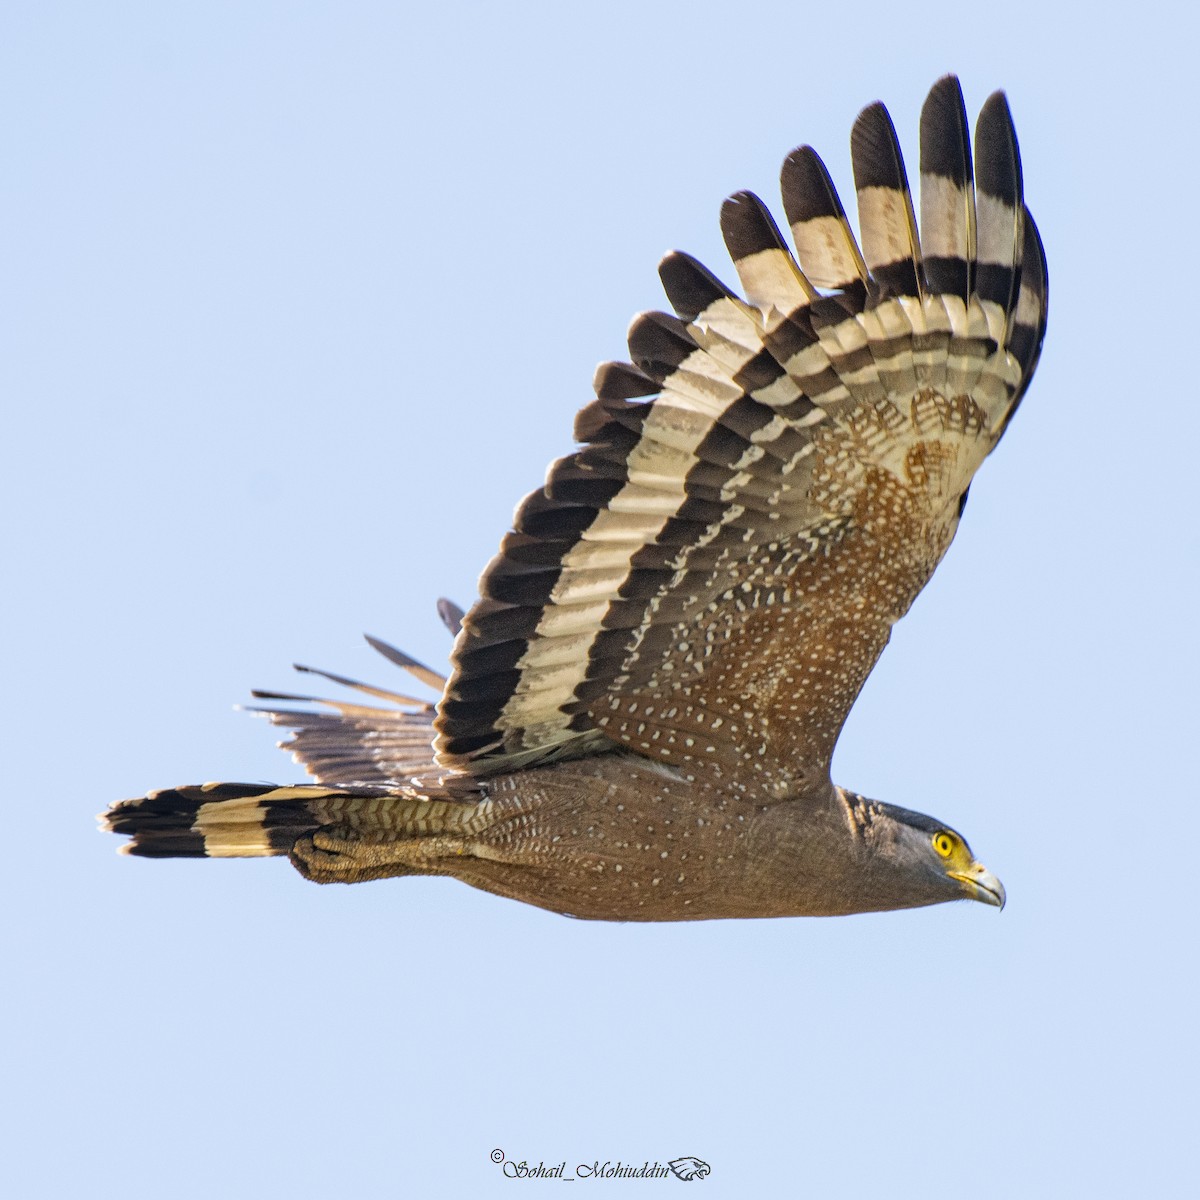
(668, 1156, 711, 1181)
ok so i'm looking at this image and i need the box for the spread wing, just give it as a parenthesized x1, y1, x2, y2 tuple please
(433, 77, 1047, 799)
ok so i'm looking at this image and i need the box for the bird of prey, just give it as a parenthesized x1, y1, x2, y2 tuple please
(104, 76, 1046, 920)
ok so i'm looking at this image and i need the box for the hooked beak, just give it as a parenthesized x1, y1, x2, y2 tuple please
(949, 861, 1006, 910)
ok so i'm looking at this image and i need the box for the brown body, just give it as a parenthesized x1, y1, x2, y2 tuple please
(285, 758, 959, 920)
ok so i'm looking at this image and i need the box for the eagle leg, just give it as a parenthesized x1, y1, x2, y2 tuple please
(290, 829, 455, 885)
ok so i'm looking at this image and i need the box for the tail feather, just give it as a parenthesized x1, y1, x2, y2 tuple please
(101, 782, 391, 859)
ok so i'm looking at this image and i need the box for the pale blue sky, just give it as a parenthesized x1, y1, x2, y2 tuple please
(4, 2, 1197, 1196)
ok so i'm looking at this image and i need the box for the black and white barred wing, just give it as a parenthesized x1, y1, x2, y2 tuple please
(436, 77, 1046, 792)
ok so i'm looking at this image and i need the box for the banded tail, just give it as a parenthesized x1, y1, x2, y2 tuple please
(101, 779, 495, 885)
(101, 783, 385, 858)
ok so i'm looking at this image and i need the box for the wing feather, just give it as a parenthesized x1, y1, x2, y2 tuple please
(781, 146, 870, 290)
(251, 81, 1045, 798)
(434, 78, 1045, 786)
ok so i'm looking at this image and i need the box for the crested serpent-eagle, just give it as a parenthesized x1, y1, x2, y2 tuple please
(104, 77, 1046, 920)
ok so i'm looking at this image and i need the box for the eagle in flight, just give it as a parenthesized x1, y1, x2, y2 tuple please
(104, 77, 1046, 920)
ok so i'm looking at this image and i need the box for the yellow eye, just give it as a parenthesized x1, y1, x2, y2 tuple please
(933, 832, 955, 858)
